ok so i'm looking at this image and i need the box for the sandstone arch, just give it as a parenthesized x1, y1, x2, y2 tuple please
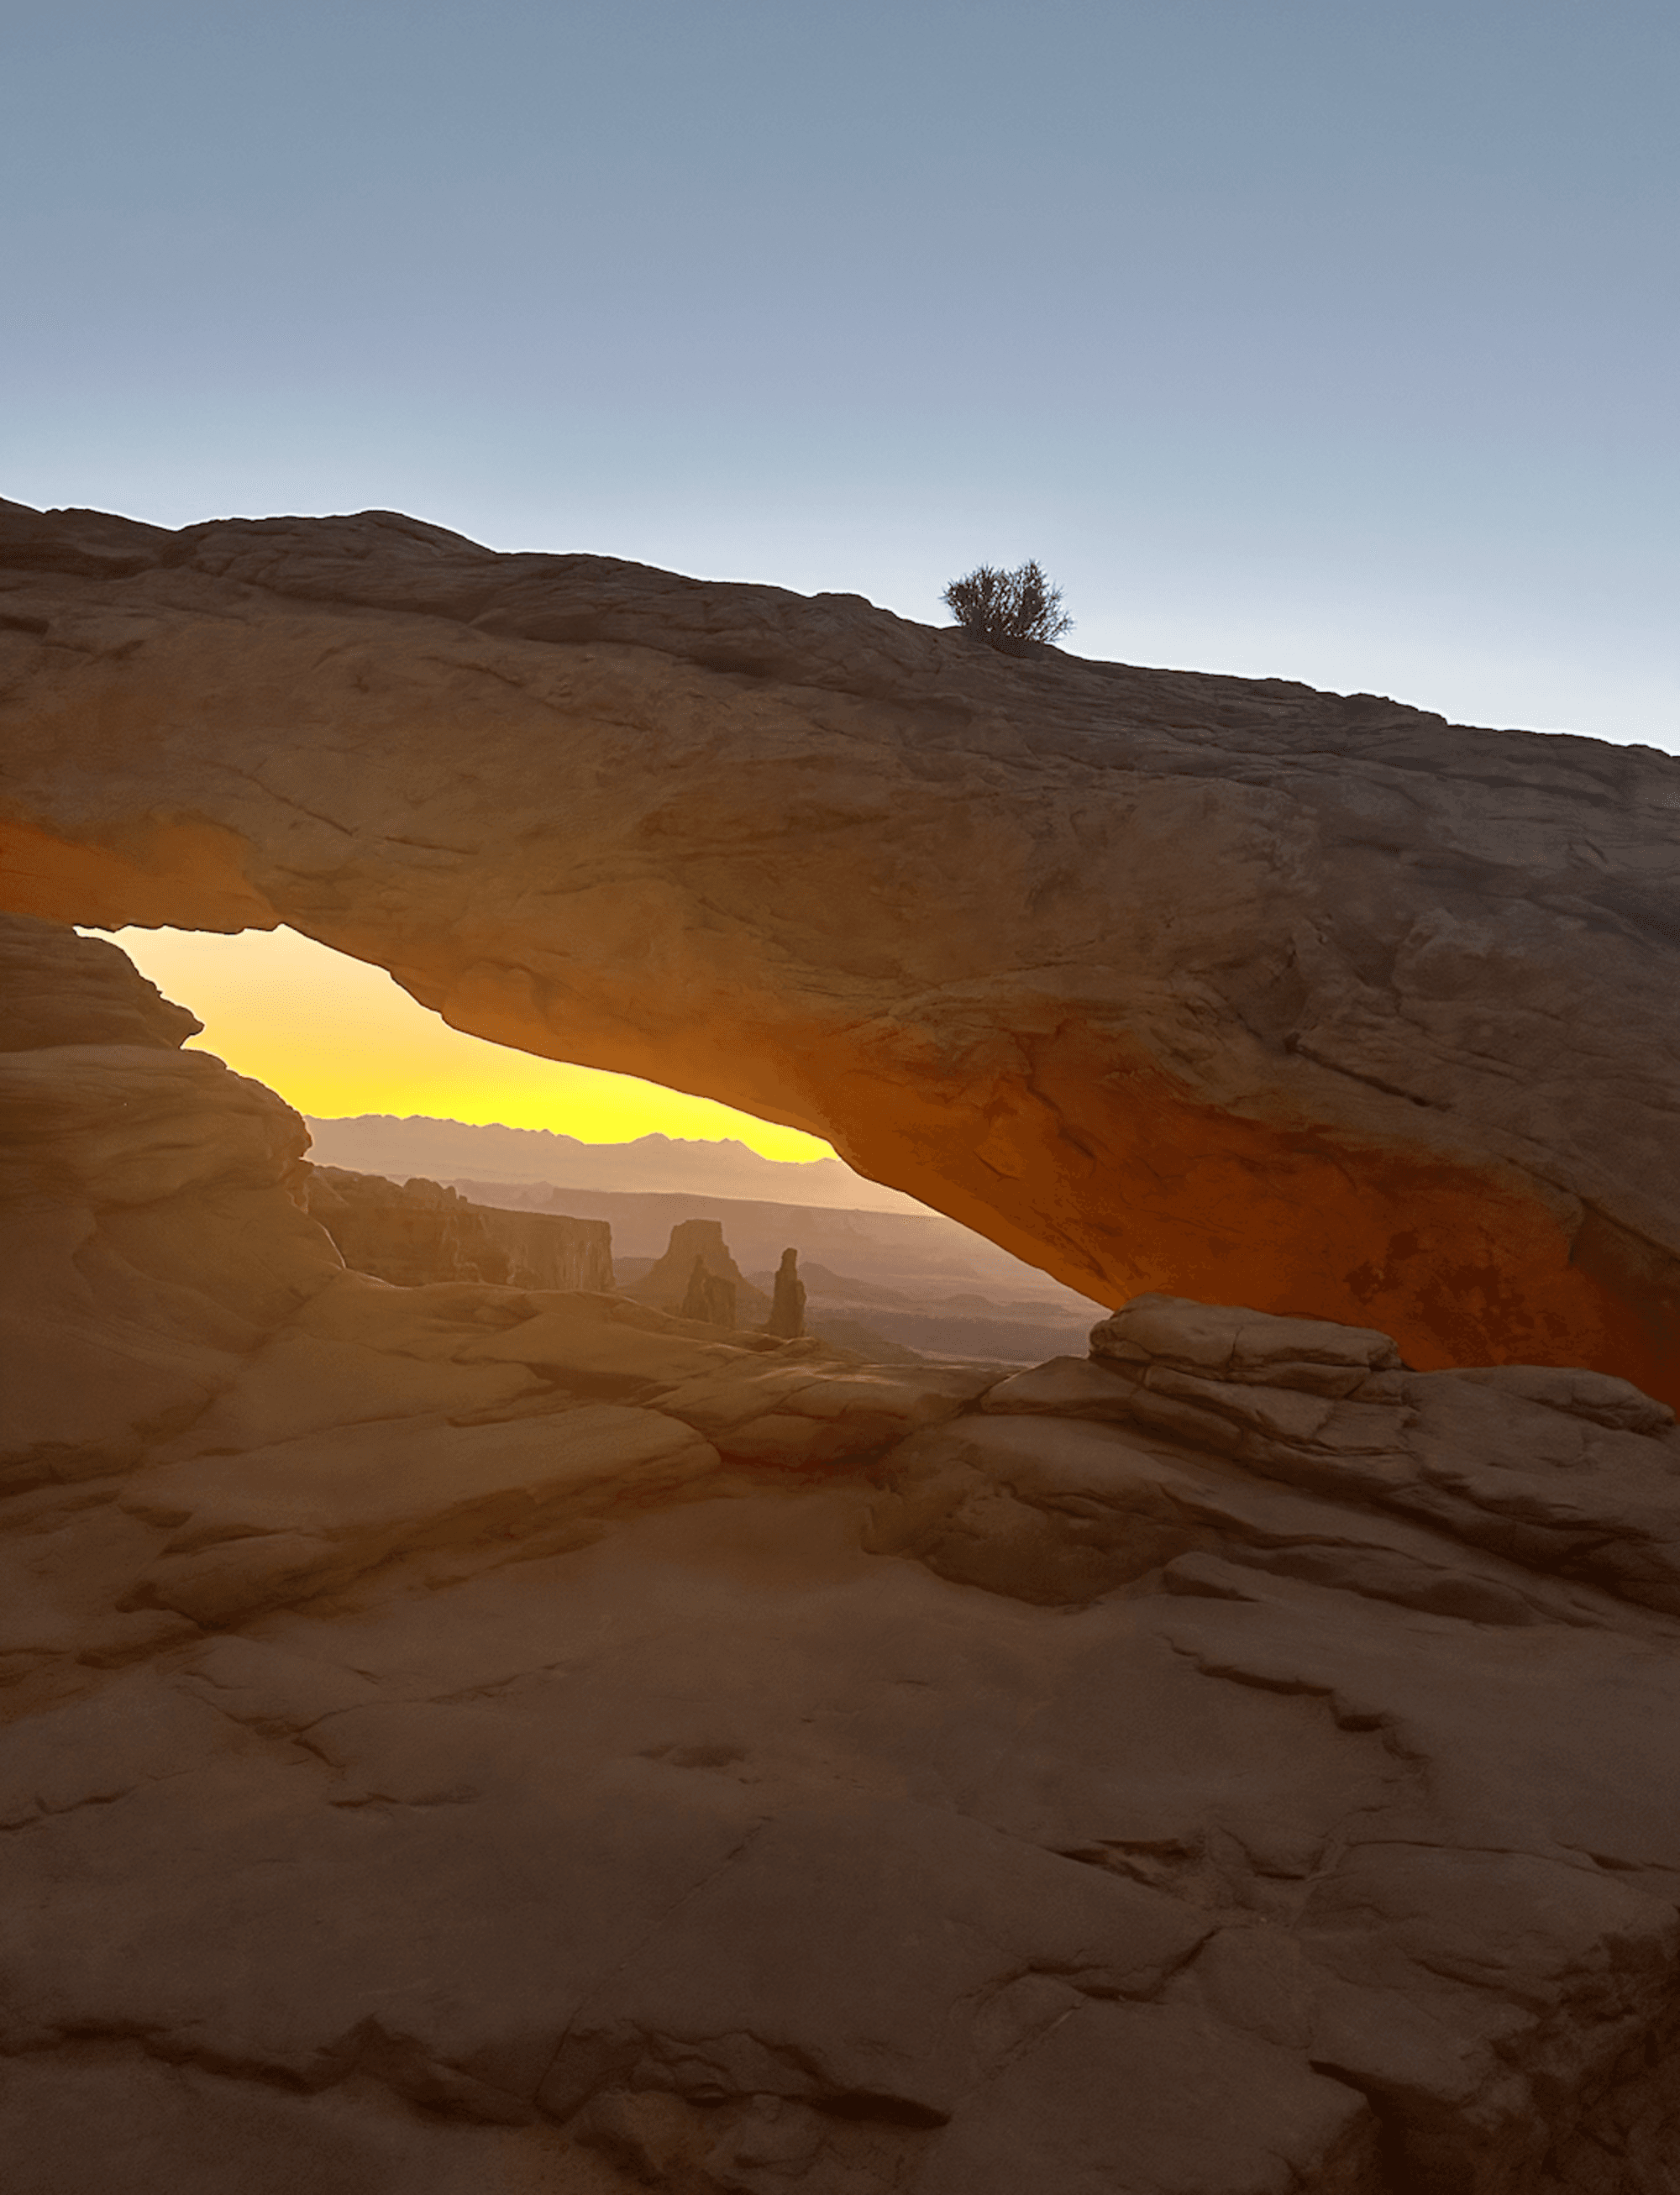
(2, 497, 1677, 1403)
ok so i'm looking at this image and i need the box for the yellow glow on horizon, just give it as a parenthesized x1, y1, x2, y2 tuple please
(102, 925, 837, 1161)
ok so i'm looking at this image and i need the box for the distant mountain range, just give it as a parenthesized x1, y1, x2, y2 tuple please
(302, 1115, 931, 1213)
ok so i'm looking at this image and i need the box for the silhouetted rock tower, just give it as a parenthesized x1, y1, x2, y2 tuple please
(765, 1247, 806, 1340)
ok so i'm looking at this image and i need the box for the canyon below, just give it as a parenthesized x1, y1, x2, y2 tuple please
(2, 501, 1680, 2194)
(299, 1112, 1105, 1368)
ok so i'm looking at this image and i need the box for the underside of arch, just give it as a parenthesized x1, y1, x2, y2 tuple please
(1, 499, 1676, 1405)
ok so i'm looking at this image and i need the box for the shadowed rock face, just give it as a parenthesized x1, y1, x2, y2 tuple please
(1, 497, 1677, 1399)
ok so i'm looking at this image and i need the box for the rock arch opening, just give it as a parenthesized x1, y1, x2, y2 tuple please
(99, 920, 843, 1163)
(1, 499, 1676, 1403)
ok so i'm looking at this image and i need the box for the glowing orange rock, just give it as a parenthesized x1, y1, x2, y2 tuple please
(2, 498, 1676, 1402)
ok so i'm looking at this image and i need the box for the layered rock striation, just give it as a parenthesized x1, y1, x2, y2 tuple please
(303, 1163, 614, 1293)
(1, 500, 1676, 1396)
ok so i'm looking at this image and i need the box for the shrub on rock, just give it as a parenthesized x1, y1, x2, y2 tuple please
(942, 559, 1072, 653)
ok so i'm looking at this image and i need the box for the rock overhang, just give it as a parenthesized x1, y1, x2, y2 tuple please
(9, 908, 1680, 2191)
(1, 496, 1676, 1403)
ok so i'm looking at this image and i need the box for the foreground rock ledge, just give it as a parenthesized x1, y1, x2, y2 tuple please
(7, 920, 1680, 2193)
(2, 499, 1677, 1399)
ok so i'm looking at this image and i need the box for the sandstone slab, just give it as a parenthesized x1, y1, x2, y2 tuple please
(8, 1457, 1680, 2192)
(10, 877, 1680, 2192)
(118, 1405, 722, 1625)
(652, 1355, 996, 1466)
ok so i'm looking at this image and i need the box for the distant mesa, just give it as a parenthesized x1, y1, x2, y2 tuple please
(304, 1163, 1036, 1365)
(302, 1165, 613, 1294)
(632, 1220, 915, 1359)
(629, 1217, 764, 1326)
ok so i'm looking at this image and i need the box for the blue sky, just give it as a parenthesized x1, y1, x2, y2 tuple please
(4, 0, 1676, 747)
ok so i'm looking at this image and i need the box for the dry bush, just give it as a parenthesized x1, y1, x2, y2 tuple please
(942, 559, 1073, 653)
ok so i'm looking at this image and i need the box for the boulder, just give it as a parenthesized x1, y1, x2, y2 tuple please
(969, 1294, 1680, 1613)
(2, 501, 1676, 1397)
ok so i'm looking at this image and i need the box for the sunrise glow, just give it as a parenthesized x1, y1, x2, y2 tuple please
(102, 925, 837, 1160)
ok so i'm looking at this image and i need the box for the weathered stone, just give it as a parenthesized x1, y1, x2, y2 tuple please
(155, 1326, 544, 1457)
(117, 1405, 722, 1625)
(0, 918, 342, 1487)
(654, 1355, 996, 1468)
(538, 1794, 1215, 2124)
(678, 1253, 737, 1331)
(2, 503, 1676, 1396)
(9, 1452, 1680, 2192)
(304, 1163, 614, 1293)
(1001, 1293, 1680, 1615)
(981, 1350, 1147, 1420)
(0, 914, 200, 1053)
(765, 1246, 806, 1339)
(450, 1293, 755, 1396)
(631, 1218, 769, 1325)
(1090, 1293, 1404, 1393)
(870, 1400, 1638, 1625)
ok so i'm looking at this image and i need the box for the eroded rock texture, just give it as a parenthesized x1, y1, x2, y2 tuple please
(6, 920, 1680, 2194)
(1, 500, 1676, 1396)
(0, 919, 340, 1494)
(303, 1163, 615, 1293)
(632, 1219, 771, 1326)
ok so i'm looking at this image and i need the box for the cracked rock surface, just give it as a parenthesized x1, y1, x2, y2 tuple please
(2, 498, 1677, 1396)
(7, 938, 1680, 2191)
